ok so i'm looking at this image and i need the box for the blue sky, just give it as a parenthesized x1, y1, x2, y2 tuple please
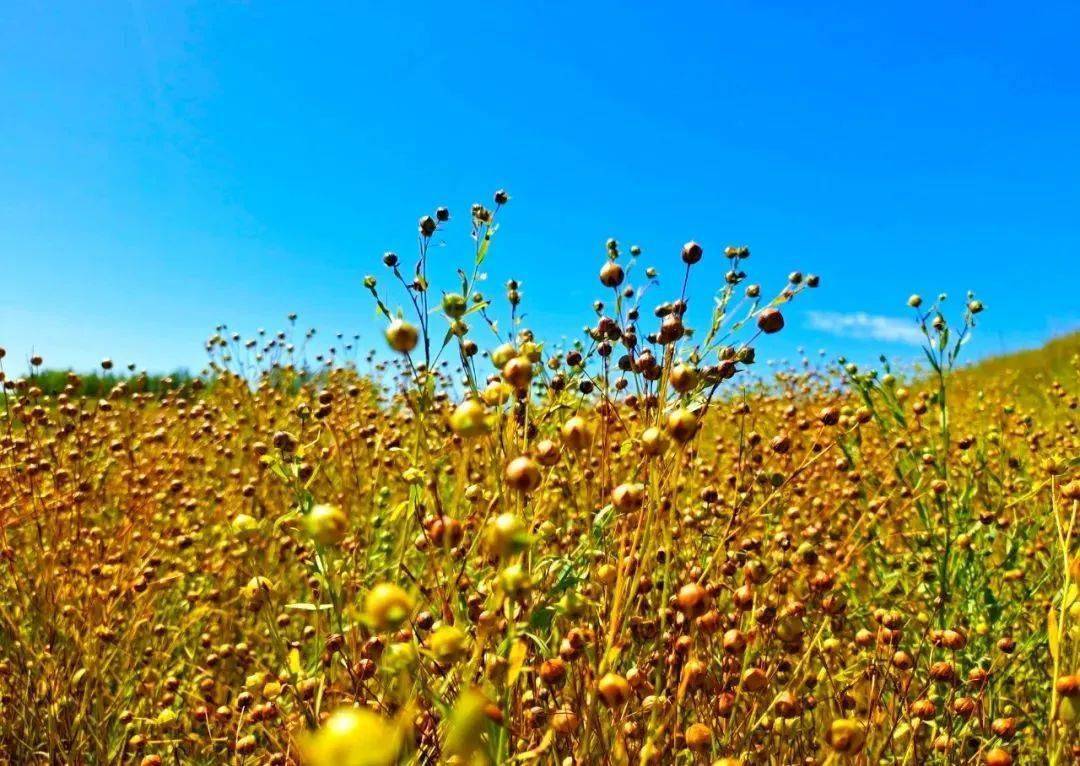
(1, 1, 1077, 375)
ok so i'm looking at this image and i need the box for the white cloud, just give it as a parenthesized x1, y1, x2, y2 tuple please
(806, 311, 924, 346)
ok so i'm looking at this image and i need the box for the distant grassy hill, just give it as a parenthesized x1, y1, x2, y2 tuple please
(8, 332, 1078, 405)
(957, 330, 1079, 408)
(6, 368, 197, 398)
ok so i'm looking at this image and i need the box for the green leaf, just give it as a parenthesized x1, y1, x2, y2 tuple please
(529, 606, 555, 631)
(284, 602, 334, 611)
(475, 224, 498, 267)
(592, 504, 615, 542)
(462, 300, 490, 317)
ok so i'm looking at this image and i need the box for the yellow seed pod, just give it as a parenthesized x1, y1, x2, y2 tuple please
(487, 512, 527, 558)
(641, 426, 668, 456)
(384, 319, 419, 354)
(364, 583, 414, 630)
(826, 718, 866, 753)
(482, 381, 512, 406)
(499, 563, 532, 595)
(596, 563, 617, 587)
(560, 415, 592, 451)
(611, 482, 645, 512)
(666, 408, 699, 443)
(301, 706, 404, 766)
(504, 456, 541, 493)
(519, 341, 543, 362)
(383, 641, 418, 671)
(1059, 696, 1078, 723)
(444, 689, 489, 759)
(490, 343, 517, 368)
(305, 504, 348, 546)
(450, 399, 490, 438)
(669, 363, 698, 393)
(775, 613, 805, 644)
(597, 673, 630, 707)
(429, 625, 469, 663)
(231, 513, 258, 538)
(242, 576, 274, 609)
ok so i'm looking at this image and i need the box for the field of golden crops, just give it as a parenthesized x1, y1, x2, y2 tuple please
(1, 194, 1078, 765)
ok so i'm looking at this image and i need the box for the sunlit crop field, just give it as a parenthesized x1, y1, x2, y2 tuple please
(2, 194, 1077, 765)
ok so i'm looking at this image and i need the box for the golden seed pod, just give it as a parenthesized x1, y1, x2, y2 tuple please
(231, 513, 258, 538)
(241, 576, 274, 609)
(597, 673, 630, 707)
(1055, 674, 1080, 697)
(560, 415, 592, 451)
(301, 707, 404, 766)
(535, 439, 560, 466)
(684, 722, 712, 750)
(669, 363, 698, 393)
(442, 292, 467, 318)
(364, 583, 414, 630)
(501, 356, 533, 390)
(482, 381, 512, 405)
(983, 748, 1013, 766)
(429, 625, 469, 663)
(487, 512, 528, 557)
(676, 582, 707, 615)
(826, 718, 866, 754)
(499, 563, 532, 595)
(666, 408, 699, 443)
(450, 399, 490, 438)
(305, 504, 348, 546)
(385, 319, 419, 353)
(640, 426, 669, 456)
(490, 343, 517, 368)
(740, 667, 768, 693)
(551, 708, 579, 734)
(599, 261, 624, 288)
(611, 482, 645, 512)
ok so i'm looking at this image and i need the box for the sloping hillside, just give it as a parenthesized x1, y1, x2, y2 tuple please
(958, 330, 1079, 408)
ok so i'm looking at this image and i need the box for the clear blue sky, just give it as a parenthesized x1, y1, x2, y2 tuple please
(2, 1, 1078, 375)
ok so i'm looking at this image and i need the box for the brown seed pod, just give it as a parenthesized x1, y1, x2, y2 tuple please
(600, 261, 625, 288)
(756, 308, 784, 334)
(666, 409, 699, 443)
(539, 658, 567, 686)
(669, 363, 698, 393)
(681, 241, 703, 265)
(740, 667, 768, 693)
(612, 482, 646, 512)
(597, 673, 631, 707)
(505, 456, 542, 493)
(676, 582, 708, 615)
(1055, 674, 1080, 697)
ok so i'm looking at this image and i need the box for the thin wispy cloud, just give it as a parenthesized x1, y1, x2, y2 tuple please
(806, 311, 924, 346)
